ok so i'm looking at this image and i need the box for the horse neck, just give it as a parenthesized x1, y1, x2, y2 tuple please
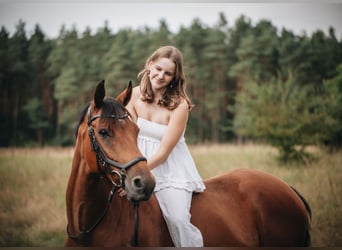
(66, 148, 116, 233)
(138, 195, 174, 246)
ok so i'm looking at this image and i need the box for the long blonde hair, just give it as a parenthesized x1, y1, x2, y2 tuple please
(137, 45, 193, 110)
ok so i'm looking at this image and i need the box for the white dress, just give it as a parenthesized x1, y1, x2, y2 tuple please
(137, 117, 205, 193)
(137, 117, 205, 247)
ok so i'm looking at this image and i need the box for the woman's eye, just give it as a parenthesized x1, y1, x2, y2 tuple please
(98, 129, 109, 137)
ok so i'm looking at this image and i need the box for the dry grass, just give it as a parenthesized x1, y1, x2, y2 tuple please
(0, 145, 341, 246)
(0, 147, 73, 246)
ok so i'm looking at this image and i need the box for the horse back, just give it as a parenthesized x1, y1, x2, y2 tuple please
(191, 168, 311, 246)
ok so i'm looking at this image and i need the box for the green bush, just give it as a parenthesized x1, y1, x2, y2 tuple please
(233, 72, 338, 163)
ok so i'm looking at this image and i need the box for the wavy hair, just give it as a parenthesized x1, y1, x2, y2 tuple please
(137, 46, 193, 110)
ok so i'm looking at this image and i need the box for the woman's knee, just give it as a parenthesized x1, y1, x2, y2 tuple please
(164, 211, 190, 226)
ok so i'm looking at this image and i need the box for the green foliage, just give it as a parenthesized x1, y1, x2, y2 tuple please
(230, 19, 279, 84)
(22, 98, 50, 147)
(322, 64, 342, 149)
(1, 14, 342, 148)
(233, 72, 338, 162)
(103, 29, 136, 94)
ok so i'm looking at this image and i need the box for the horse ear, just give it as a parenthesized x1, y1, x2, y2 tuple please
(94, 80, 105, 108)
(116, 81, 133, 106)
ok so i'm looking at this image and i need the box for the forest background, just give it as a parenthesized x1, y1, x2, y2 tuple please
(1, 12, 342, 160)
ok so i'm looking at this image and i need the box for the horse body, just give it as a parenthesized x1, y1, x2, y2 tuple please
(65, 81, 311, 247)
(66, 168, 311, 247)
(137, 168, 310, 247)
(191, 169, 310, 246)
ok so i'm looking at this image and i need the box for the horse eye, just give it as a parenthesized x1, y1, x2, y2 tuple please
(98, 129, 109, 137)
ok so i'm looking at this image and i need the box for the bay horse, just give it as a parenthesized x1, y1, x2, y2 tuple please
(65, 80, 311, 247)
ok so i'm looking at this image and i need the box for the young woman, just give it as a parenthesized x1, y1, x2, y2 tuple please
(125, 45, 205, 247)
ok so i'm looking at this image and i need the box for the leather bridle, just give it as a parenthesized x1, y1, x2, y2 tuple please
(87, 106, 146, 184)
(67, 105, 146, 246)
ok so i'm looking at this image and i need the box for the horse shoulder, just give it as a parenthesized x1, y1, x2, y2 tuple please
(139, 195, 173, 246)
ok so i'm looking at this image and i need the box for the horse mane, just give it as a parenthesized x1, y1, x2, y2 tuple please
(74, 103, 90, 138)
(74, 97, 128, 138)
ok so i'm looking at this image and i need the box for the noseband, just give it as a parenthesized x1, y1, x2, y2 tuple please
(67, 105, 146, 246)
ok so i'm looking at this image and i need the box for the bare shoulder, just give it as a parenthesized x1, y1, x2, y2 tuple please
(170, 98, 189, 121)
(175, 98, 190, 113)
(131, 86, 141, 100)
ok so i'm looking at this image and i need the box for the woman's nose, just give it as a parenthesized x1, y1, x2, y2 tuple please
(158, 72, 165, 79)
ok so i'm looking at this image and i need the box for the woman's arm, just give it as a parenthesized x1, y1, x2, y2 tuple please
(147, 100, 189, 170)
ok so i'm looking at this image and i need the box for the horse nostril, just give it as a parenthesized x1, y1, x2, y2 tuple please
(132, 176, 144, 190)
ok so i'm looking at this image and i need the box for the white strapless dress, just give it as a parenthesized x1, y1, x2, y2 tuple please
(137, 117, 205, 193)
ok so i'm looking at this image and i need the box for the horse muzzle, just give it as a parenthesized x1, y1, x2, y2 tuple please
(125, 173, 156, 202)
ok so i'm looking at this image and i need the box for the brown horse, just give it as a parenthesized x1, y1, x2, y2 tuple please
(65, 80, 311, 247)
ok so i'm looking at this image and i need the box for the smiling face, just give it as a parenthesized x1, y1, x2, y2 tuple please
(148, 57, 175, 93)
(138, 46, 191, 109)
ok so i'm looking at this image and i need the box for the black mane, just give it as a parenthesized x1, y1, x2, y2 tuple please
(74, 103, 90, 138)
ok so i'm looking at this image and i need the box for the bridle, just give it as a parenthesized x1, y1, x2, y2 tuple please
(67, 105, 147, 246)
(86, 106, 146, 188)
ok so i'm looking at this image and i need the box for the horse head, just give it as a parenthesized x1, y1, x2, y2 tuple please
(76, 80, 155, 202)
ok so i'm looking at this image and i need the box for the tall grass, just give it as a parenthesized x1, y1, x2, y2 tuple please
(0, 147, 73, 246)
(0, 144, 341, 246)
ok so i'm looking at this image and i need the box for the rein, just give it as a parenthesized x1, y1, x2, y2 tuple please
(67, 106, 146, 246)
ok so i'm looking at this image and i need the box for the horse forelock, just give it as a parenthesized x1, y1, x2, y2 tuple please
(101, 97, 127, 119)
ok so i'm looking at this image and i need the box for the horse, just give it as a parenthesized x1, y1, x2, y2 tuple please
(65, 80, 311, 247)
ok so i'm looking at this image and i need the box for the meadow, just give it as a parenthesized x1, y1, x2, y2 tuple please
(0, 144, 341, 246)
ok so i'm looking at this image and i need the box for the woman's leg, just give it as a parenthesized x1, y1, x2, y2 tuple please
(154, 188, 203, 247)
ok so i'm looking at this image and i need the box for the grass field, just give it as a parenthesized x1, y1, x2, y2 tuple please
(0, 144, 341, 246)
